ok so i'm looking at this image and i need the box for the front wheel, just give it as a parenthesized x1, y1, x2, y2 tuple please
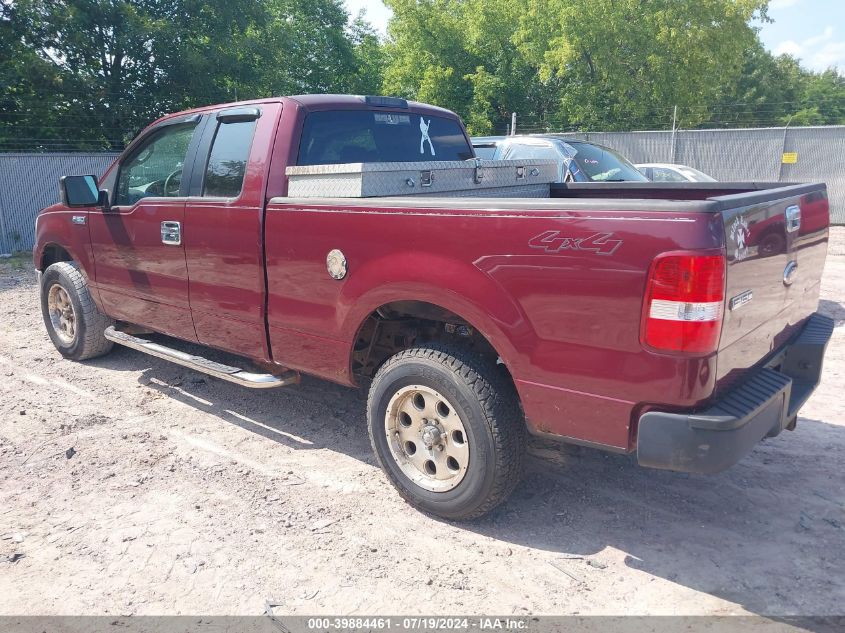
(40, 261, 114, 360)
(367, 344, 525, 520)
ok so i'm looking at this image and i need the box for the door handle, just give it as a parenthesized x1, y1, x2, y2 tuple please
(161, 221, 182, 246)
(785, 205, 801, 233)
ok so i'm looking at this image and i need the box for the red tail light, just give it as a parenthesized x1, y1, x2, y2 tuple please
(642, 252, 726, 354)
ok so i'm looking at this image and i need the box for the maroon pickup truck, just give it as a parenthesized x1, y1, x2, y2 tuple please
(34, 95, 833, 520)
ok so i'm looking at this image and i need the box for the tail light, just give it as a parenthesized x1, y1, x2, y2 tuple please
(642, 252, 726, 354)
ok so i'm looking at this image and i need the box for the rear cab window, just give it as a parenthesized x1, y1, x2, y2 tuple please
(203, 119, 258, 198)
(296, 110, 474, 165)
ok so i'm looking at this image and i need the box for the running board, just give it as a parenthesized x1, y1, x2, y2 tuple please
(104, 326, 299, 389)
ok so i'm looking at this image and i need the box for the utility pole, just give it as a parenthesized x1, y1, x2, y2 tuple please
(670, 105, 678, 163)
(778, 114, 794, 182)
(0, 194, 7, 255)
(511, 112, 517, 136)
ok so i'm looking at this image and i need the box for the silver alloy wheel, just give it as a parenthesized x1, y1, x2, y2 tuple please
(384, 384, 470, 492)
(47, 283, 76, 345)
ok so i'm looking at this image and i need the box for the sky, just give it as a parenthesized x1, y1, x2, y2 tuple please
(344, 0, 845, 73)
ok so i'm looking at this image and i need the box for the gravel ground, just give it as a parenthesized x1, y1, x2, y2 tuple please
(0, 229, 843, 617)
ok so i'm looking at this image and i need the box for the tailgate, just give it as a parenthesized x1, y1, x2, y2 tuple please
(716, 184, 829, 391)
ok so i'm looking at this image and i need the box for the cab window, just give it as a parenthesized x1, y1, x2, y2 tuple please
(297, 110, 473, 164)
(203, 120, 257, 198)
(115, 123, 199, 205)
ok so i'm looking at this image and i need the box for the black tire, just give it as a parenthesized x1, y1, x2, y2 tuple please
(367, 343, 525, 520)
(40, 262, 114, 360)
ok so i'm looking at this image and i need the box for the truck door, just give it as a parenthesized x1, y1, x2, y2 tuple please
(182, 105, 271, 360)
(89, 116, 203, 340)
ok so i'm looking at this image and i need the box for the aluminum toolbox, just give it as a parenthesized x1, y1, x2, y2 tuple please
(285, 159, 559, 198)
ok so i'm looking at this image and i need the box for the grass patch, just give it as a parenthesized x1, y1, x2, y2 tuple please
(0, 251, 33, 273)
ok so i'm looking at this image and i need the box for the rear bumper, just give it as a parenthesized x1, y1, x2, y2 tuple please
(637, 312, 834, 474)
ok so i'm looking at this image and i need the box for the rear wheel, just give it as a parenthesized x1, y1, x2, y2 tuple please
(759, 232, 785, 256)
(367, 344, 525, 520)
(40, 262, 114, 360)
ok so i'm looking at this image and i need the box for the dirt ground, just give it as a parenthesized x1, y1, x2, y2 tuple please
(1, 229, 844, 617)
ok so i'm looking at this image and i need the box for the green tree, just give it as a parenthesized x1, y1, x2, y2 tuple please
(345, 11, 385, 95)
(706, 42, 804, 127)
(707, 41, 845, 128)
(794, 70, 845, 125)
(382, 0, 772, 133)
(382, 0, 555, 135)
(0, 0, 86, 150)
(1, 0, 378, 150)
(514, 0, 768, 130)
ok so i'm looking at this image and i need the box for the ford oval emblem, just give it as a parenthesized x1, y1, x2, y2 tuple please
(783, 260, 798, 286)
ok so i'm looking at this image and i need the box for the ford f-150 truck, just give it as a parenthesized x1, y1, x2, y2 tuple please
(34, 94, 833, 520)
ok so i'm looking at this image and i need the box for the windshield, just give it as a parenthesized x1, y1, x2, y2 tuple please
(563, 142, 647, 182)
(297, 110, 474, 165)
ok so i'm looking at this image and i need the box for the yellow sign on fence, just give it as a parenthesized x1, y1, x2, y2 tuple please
(782, 152, 798, 164)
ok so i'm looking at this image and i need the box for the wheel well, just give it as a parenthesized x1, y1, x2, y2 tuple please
(351, 300, 515, 387)
(41, 244, 72, 270)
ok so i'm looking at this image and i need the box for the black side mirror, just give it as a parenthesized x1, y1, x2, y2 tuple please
(98, 189, 111, 211)
(60, 175, 109, 209)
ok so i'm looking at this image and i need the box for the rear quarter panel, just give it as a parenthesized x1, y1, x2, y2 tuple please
(264, 199, 723, 450)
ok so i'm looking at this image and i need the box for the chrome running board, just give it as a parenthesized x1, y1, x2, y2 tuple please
(104, 326, 299, 389)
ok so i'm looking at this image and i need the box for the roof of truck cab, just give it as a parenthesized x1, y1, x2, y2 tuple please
(145, 97, 285, 128)
(147, 95, 459, 130)
(287, 94, 459, 117)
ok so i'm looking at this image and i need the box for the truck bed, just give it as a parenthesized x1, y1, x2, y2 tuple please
(551, 181, 824, 204)
(266, 181, 829, 450)
(276, 182, 823, 211)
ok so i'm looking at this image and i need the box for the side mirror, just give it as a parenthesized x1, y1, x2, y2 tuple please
(60, 175, 109, 209)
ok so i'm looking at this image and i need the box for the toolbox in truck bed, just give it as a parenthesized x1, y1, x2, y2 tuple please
(285, 159, 559, 198)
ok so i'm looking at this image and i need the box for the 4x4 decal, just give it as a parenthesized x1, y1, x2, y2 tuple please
(528, 230, 622, 256)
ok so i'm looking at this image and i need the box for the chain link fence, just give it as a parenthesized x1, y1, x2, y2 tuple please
(0, 153, 119, 254)
(1, 126, 843, 253)
(555, 125, 845, 224)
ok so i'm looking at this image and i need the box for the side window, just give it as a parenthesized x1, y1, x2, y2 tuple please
(503, 143, 559, 161)
(115, 123, 198, 205)
(652, 167, 687, 182)
(203, 120, 257, 198)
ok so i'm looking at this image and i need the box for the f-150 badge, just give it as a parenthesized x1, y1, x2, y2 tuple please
(528, 230, 622, 256)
